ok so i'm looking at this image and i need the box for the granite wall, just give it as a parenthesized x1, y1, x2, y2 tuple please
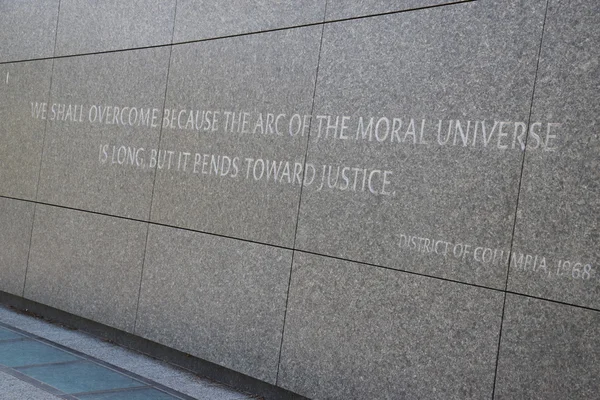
(1, 0, 598, 399)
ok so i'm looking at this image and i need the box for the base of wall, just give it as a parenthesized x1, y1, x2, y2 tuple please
(0, 291, 307, 400)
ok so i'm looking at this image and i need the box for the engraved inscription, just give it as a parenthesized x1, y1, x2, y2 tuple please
(29, 100, 566, 201)
(26, 99, 595, 288)
(399, 232, 597, 284)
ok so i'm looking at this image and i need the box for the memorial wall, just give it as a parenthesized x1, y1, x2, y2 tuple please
(0, 0, 598, 398)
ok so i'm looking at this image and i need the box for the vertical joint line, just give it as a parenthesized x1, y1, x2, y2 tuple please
(24, 0, 62, 297)
(275, 1, 328, 385)
(133, 2, 177, 332)
(22, 206, 38, 298)
(54, 0, 62, 55)
(491, 1, 550, 399)
(133, 43, 174, 331)
(34, 0, 61, 201)
(171, 0, 179, 45)
(503, 0, 550, 291)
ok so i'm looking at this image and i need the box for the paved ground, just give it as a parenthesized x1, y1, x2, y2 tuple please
(0, 305, 257, 400)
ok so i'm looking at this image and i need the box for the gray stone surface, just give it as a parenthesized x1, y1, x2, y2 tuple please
(0, 0, 59, 63)
(37, 48, 170, 220)
(150, 27, 321, 246)
(326, 0, 468, 20)
(0, 60, 53, 200)
(55, 0, 176, 56)
(173, 0, 325, 42)
(495, 294, 600, 400)
(135, 224, 292, 384)
(158, 376, 253, 400)
(24, 205, 147, 333)
(509, 0, 600, 308)
(0, 371, 60, 400)
(279, 252, 503, 400)
(295, 0, 547, 288)
(0, 198, 35, 297)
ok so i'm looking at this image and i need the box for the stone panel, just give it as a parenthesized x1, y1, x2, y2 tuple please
(295, 0, 547, 288)
(0, 60, 53, 200)
(0, 0, 59, 62)
(173, 0, 326, 42)
(25, 205, 147, 332)
(0, 198, 35, 296)
(37, 48, 170, 220)
(135, 224, 292, 384)
(278, 252, 504, 399)
(326, 0, 467, 21)
(509, 0, 600, 308)
(55, 0, 176, 56)
(495, 294, 600, 400)
(151, 27, 321, 246)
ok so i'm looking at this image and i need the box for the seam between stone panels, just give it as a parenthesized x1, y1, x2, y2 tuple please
(297, 248, 507, 292)
(11, 193, 600, 314)
(490, 293, 507, 400)
(0, 195, 294, 251)
(504, 291, 600, 314)
(171, 0, 179, 45)
(0, 0, 477, 66)
(319, 0, 476, 23)
(146, 1, 177, 223)
(52, 0, 62, 57)
(275, 9, 327, 384)
(133, 223, 152, 335)
(33, 0, 60, 203)
(132, 6, 177, 334)
(491, 1, 550, 398)
(1, 193, 569, 302)
(23, 0, 61, 298)
(503, 0, 550, 296)
(21, 205, 37, 298)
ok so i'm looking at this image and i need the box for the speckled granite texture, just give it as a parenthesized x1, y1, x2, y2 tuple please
(0, 0, 598, 399)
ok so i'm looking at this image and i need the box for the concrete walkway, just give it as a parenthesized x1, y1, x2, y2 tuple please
(0, 305, 256, 400)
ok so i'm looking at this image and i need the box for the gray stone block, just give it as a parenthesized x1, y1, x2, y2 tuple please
(295, 0, 547, 288)
(173, 0, 326, 42)
(0, 198, 35, 296)
(509, 0, 600, 308)
(135, 224, 292, 384)
(55, 0, 176, 56)
(495, 294, 600, 400)
(150, 27, 321, 246)
(0, 60, 53, 200)
(0, 371, 61, 400)
(278, 252, 504, 400)
(0, 0, 59, 62)
(36, 48, 170, 220)
(326, 0, 467, 20)
(24, 205, 147, 332)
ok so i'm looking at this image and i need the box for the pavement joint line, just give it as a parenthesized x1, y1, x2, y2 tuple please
(0, 318, 198, 400)
(68, 385, 180, 397)
(0, 337, 30, 343)
(0, 364, 77, 399)
(14, 359, 85, 369)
